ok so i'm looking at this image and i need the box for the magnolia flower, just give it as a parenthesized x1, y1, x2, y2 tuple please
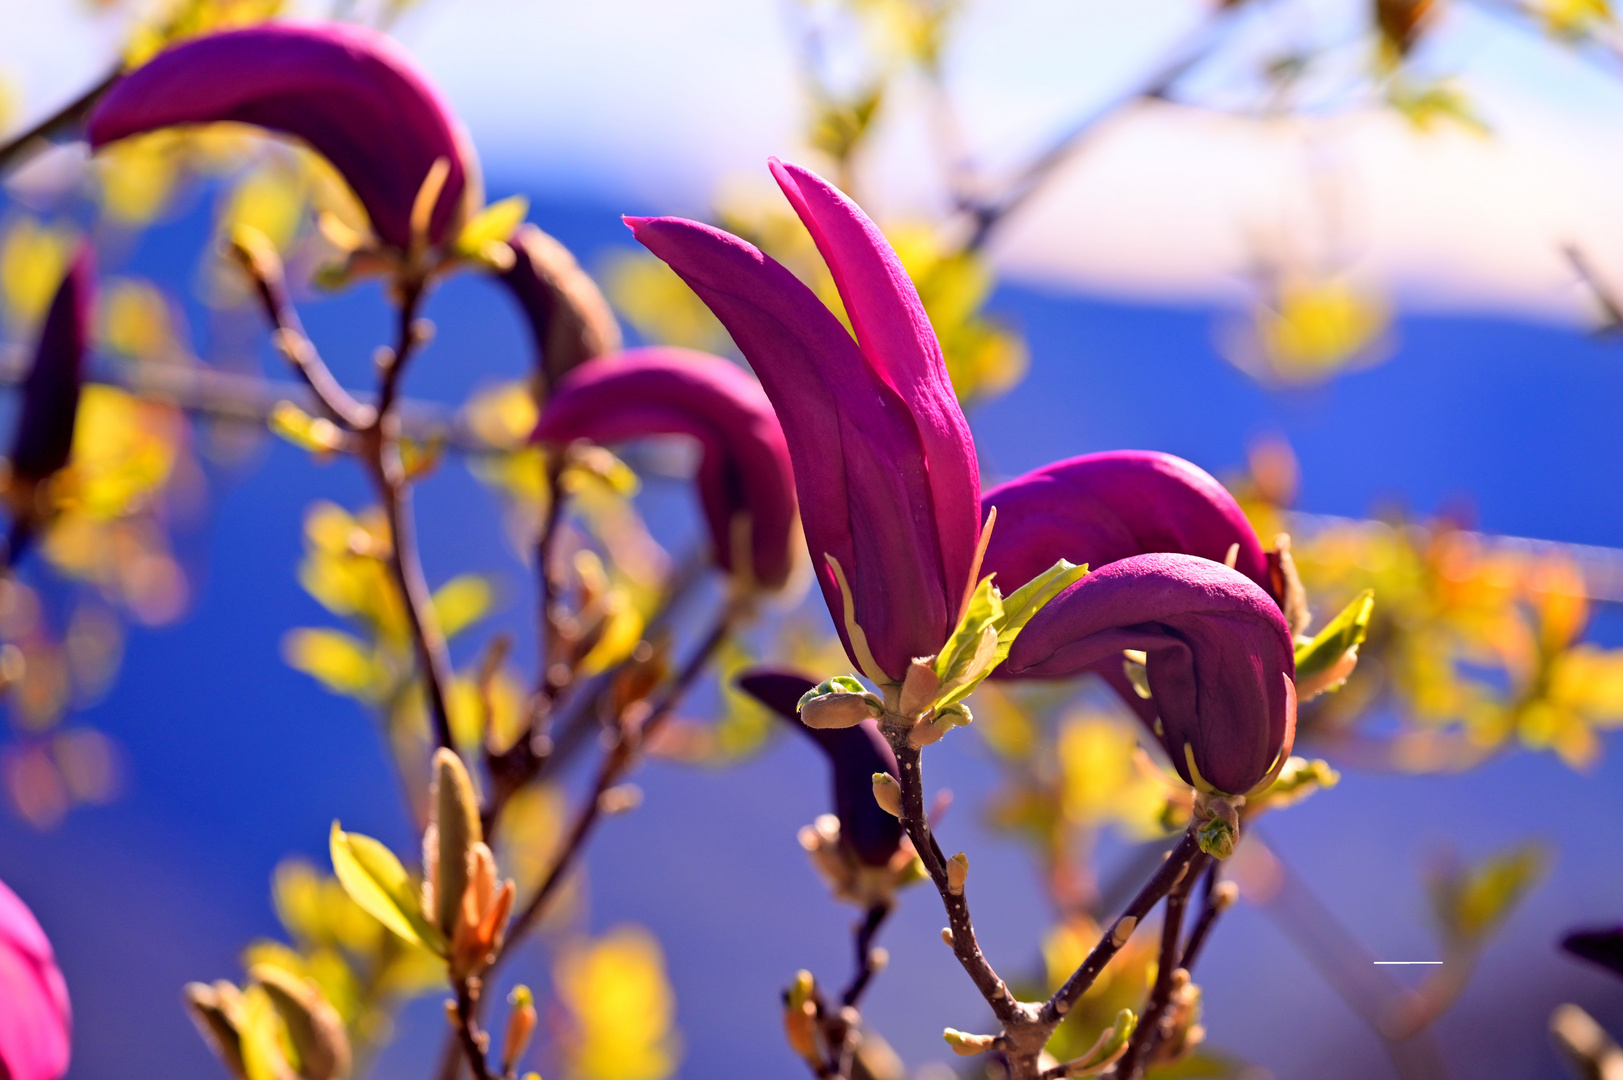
(980, 451, 1272, 599)
(0, 878, 71, 1080)
(739, 668, 919, 905)
(1004, 552, 1296, 799)
(87, 23, 479, 252)
(500, 224, 622, 389)
(533, 348, 798, 590)
(629, 159, 981, 683)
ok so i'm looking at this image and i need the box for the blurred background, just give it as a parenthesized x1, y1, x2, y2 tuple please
(0, 1, 1621, 1079)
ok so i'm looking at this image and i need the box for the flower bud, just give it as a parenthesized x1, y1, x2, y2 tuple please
(897, 658, 941, 718)
(870, 773, 902, 818)
(184, 981, 248, 1080)
(946, 852, 968, 895)
(1194, 794, 1242, 860)
(943, 1028, 996, 1056)
(501, 224, 621, 389)
(250, 965, 351, 1080)
(501, 986, 537, 1076)
(783, 970, 820, 1062)
(426, 748, 482, 937)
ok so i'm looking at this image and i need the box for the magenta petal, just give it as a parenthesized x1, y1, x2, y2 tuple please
(1004, 553, 1296, 796)
(533, 347, 798, 588)
(769, 160, 981, 607)
(87, 23, 477, 249)
(0, 879, 71, 1080)
(628, 215, 949, 679)
(980, 451, 1270, 594)
(10, 245, 93, 485)
(737, 667, 902, 867)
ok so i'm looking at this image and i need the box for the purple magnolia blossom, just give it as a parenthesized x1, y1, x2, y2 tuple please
(533, 348, 798, 589)
(0, 878, 71, 1080)
(10, 246, 92, 489)
(87, 23, 478, 250)
(980, 451, 1271, 597)
(628, 159, 981, 682)
(738, 667, 902, 866)
(1562, 926, 1623, 982)
(1004, 552, 1296, 797)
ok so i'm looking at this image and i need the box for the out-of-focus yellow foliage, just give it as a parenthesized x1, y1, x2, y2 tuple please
(1039, 916, 1158, 1063)
(101, 277, 176, 363)
(1532, 0, 1612, 38)
(96, 131, 186, 226)
(1057, 713, 1173, 840)
(555, 926, 681, 1080)
(1428, 843, 1547, 948)
(0, 216, 75, 328)
(247, 856, 443, 1063)
(124, 0, 286, 68)
(603, 251, 730, 354)
(1246, 274, 1389, 384)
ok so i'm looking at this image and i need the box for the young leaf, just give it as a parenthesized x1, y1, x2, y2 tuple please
(1295, 589, 1374, 685)
(993, 559, 1089, 665)
(931, 575, 1004, 710)
(329, 822, 441, 953)
(455, 195, 529, 256)
(431, 574, 494, 639)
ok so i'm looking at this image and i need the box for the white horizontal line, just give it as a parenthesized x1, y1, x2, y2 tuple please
(1373, 961, 1443, 965)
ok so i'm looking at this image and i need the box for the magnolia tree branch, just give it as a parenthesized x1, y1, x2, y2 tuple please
(1039, 828, 1203, 1028)
(1113, 851, 1209, 1080)
(1175, 864, 1226, 975)
(452, 982, 496, 1080)
(840, 901, 892, 1008)
(887, 740, 1025, 1028)
(495, 605, 739, 966)
(0, 67, 123, 175)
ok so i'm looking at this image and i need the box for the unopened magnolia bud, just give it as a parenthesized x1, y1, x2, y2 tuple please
(1111, 916, 1137, 947)
(429, 748, 483, 936)
(1194, 794, 1242, 860)
(184, 981, 248, 1080)
(1212, 881, 1239, 911)
(943, 1028, 996, 1056)
(251, 964, 352, 1080)
(941, 927, 955, 947)
(869, 947, 889, 973)
(502, 224, 621, 388)
(946, 852, 968, 895)
(897, 658, 942, 718)
(801, 691, 883, 729)
(502, 986, 537, 1075)
(783, 969, 819, 1061)
(871, 772, 902, 817)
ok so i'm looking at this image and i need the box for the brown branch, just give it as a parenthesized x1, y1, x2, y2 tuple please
(840, 901, 892, 1008)
(493, 605, 737, 967)
(1113, 852, 1209, 1080)
(1038, 828, 1202, 1028)
(451, 982, 495, 1080)
(1174, 863, 1224, 975)
(0, 67, 123, 175)
(887, 739, 1023, 1026)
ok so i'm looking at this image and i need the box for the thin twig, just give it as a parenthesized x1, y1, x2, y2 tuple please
(494, 605, 737, 966)
(1176, 863, 1224, 975)
(534, 451, 568, 699)
(887, 739, 1023, 1026)
(0, 66, 123, 175)
(451, 982, 495, 1080)
(840, 902, 892, 1008)
(1039, 829, 1202, 1028)
(1113, 852, 1209, 1080)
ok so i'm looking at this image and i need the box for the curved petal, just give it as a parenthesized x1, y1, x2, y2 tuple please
(534, 347, 798, 589)
(769, 159, 981, 609)
(737, 668, 902, 866)
(1004, 553, 1296, 796)
(628, 215, 949, 678)
(0, 879, 71, 1080)
(981, 451, 1270, 594)
(500, 224, 620, 388)
(10, 246, 92, 486)
(87, 22, 478, 249)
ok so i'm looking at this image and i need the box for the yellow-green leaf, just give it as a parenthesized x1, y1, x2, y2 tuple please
(328, 822, 441, 953)
(994, 558, 1088, 665)
(283, 628, 382, 700)
(456, 195, 528, 256)
(432, 575, 494, 640)
(1295, 590, 1374, 684)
